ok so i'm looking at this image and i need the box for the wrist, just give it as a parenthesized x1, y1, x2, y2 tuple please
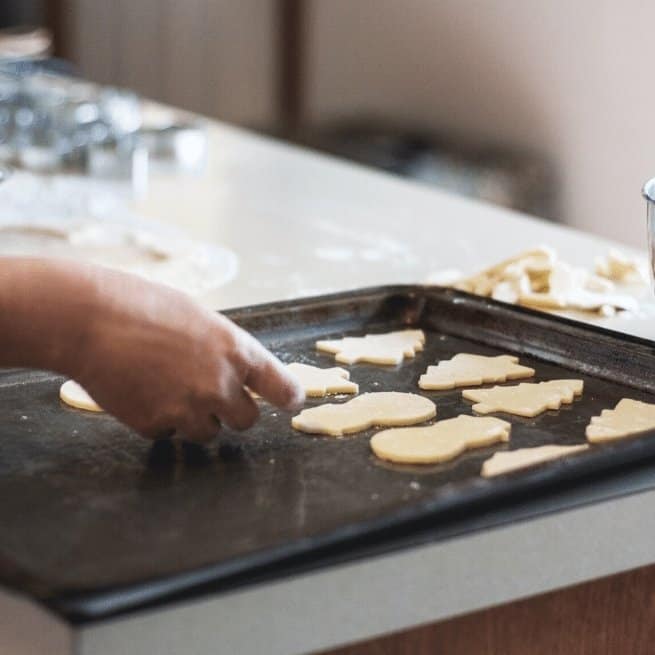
(0, 258, 104, 376)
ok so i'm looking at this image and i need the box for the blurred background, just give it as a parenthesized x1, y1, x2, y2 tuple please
(1, 0, 654, 247)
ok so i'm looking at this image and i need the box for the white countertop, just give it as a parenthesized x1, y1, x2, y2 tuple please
(132, 122, 655, 338)
(4, 120, 655, 655)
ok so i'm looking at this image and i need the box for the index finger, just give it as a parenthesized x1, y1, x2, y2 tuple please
(242, 335, 305, 410)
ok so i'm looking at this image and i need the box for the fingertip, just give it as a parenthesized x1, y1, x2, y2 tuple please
(219, 387, 260, 431)
(282, 383, 306, 411)
(224, 409, 259, 431)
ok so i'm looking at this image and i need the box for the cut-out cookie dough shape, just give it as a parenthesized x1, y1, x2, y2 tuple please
(292, 392, 435, 436)
(586, 398, 655, 443)
(418, 353, 535, 391)
(287, 363, 359, 397)
(481, 444, 588, 477)
(370, 415, 511, 464)
(316, 329, 425, 365)
(59, 380, 103, 412)
(463, 379, 584, 418)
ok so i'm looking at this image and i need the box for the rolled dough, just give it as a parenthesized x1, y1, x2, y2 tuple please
(316, 330, 425, 365)
(518, 262, 638, 313)
(451, 246, 640, 317)
(586, 398, 655, 443)
(481, 444, 588, 477)
(59, 380, 103, 412)
(287, 362, 358, 397)
(291, 392, 436, 436)
(418, 353, 534, 390)
(595, 249, 647, 284)
(455, 247, 556, 297)
(370, 415, 511, 464)
(463, 379, 584, 417)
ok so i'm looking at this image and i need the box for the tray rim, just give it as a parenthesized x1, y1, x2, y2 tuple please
(8, 284, 655, 622)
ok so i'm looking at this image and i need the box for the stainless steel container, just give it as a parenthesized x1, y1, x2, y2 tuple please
(642, 178, 655, 285)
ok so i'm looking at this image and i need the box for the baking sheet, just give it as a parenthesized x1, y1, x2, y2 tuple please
(2, 285, 655, 622)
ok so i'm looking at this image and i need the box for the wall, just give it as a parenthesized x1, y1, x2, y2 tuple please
(63, 0, 277, 128)
(304, 0, 655, 247)
(62, 1, 655, 247)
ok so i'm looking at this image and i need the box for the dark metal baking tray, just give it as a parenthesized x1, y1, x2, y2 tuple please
(3, 285, 655, 623)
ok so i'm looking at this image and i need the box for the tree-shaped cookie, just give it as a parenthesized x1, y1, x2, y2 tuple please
(291, 392, 436, 436)
(463, 380, 583, 417)
(316, 329, 425, 365)
(370, 415, 511, 464)
(418, 353, 535, 390)
(287, 363, 358, 397)
(586, 398, 655, 443)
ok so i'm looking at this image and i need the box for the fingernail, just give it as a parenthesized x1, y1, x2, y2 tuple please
(285, 388, 306, 411)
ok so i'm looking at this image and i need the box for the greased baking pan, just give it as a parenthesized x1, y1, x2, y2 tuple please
(2, 285, 655, 622)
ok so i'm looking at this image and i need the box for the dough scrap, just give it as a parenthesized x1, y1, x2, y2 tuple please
(481, 444, 588, 477)
(586, 398, 655, 443)
(287, 362, 359, 397)
(519, 262, 637, 314)
(595, 249, 647, 284)
(419, 353, 535, 391)
(450, 247, 639, 316)
(316, 329, 425, 365)
(291, 392, 436, 436)
(455, 247, 556, 297)
(463, 379, 584, 417)
(59, 380, 103, 412)
(370, 415, 511, 464)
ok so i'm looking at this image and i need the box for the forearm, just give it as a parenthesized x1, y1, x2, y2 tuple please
(0, 257, 102, 375)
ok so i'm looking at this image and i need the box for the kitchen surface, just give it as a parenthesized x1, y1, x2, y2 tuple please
(3, 4, 655, 655)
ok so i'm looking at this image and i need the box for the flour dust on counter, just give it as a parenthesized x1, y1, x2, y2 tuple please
(0, 170, 237, 298)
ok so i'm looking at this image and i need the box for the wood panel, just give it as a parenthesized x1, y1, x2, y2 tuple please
(60, 0, 277, 128)
(322, 564, 655, 655)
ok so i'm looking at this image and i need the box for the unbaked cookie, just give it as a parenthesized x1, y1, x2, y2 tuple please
(316, 329, 425, 365)
(418, 353, 534, 391)
(59, 380, 103, 412)
(291, 392, 436, 436)
(481, 444, 588, 477)
(463, 379, 583, 417)
(586, 398, 655, 443)
(287, 362, 358, 397)
(370, 415, 511, 464)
